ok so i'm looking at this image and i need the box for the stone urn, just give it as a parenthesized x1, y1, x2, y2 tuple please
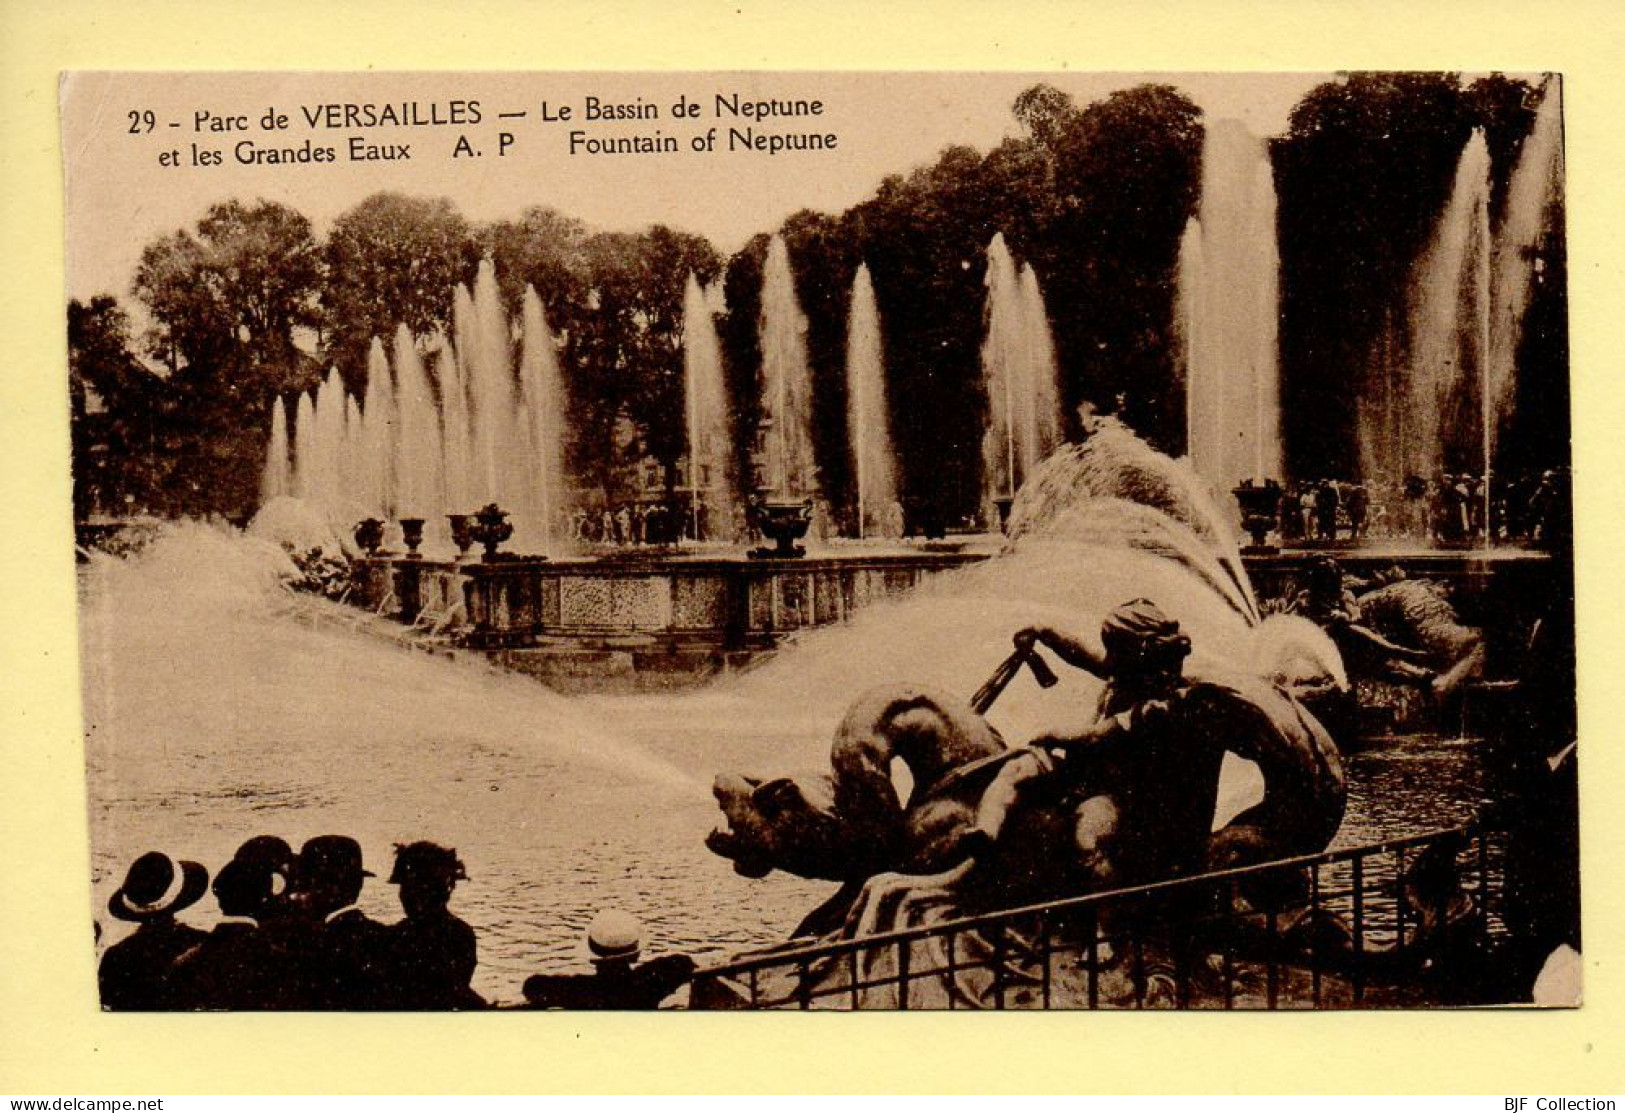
(993, 495, 1016, 533)
(750, 496, 813, 559)
(468, 503, 514, 561)
(447, 513, 474, 559)
(1232, 480, 1282, 553)
(353, 517, 386, 556)
(399, 517, 426, 558)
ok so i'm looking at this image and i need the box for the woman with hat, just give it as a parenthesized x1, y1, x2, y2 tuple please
(379, 841, 484, 1010)
(98, 851, 210, 1010)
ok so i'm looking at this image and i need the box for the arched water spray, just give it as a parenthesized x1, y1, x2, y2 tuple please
(683, 273, 736, 540)
(758, 235, 816, 497)
(845, 264, 896, 538)
(1180, 118, 1283, 493)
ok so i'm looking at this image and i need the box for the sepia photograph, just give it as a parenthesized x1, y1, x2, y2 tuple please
(63, 68, 1576, 1014)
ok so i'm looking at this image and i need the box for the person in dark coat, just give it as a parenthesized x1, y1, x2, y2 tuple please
(380, 842, 484, 1010)
(285, 835, 390, 1009)
(523, 910, 695, 1010)
(169, 837, 295, 1009)
(98, 851, 210, 1010)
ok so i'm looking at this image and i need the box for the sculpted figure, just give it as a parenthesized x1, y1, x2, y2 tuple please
(708, 599, 1348, 937)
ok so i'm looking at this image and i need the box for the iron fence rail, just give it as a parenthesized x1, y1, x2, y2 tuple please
(690, 822, 1504, 1010)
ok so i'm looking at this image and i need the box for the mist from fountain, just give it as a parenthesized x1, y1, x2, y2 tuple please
(1180, 117, 1283, 494)
(759, 235, 817, 498)
(980, 234, 1062, 518)
(845, 263, 896, 538)
(683, 274, 737, 541)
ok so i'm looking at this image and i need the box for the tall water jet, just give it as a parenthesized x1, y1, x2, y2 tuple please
(393, 324, 445, 528)
(683, 273, 736, 540)
(359, 338, 396, 518)
(1488, 79, 1565, 462)
(1020, 263, 1062, 462)
(1180, 117, 1283, 495)
(291, 391, 316, 502)
(343, 393, 365, 519)
(845, 264, 896, 538)
(309, 368, 348, 518)
(1384, 130, 1492, 490)
(981, 234, 1062, 517)
(463, 261, 519, 509)
(516, 286, 567, 554)
(261, 398, 290, 504)
(438, 337, 474, 518)
(757, 235, 816, 498)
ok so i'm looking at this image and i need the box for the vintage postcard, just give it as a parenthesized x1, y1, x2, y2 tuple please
(62, 69, 1576, 1014)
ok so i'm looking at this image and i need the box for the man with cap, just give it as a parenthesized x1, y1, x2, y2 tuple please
(522, 910, 695, 1010)
(98, 851, 210, 1010)
(380, 841, 484, 1010)
(284, 834, 390, 1009)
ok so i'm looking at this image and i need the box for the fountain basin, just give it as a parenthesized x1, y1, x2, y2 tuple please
(352, 547, 994, 689)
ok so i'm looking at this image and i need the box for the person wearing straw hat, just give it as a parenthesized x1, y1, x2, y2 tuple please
(522, 909, 695, 1010)
(98, 851, 210, 1010)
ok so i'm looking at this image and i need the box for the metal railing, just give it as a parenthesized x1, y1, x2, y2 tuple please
(690, 823, 1505, 1010)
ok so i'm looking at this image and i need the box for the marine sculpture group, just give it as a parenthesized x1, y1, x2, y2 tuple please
(709, 599, 1349, 940)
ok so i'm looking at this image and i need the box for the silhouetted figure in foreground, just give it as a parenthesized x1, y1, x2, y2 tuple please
(170, 836, 295, 1009)
(523, 910, 695, 1010)
(98, 851, 209, 1010)
(287, 835, 389, 1009)
(381, 842, 485, 1010)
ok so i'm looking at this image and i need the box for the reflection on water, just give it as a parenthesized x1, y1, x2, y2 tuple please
(81, 526, 1500, 1006)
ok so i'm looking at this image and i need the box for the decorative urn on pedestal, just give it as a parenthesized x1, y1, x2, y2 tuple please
(749, 496, 814, 559)
(1232, 479, 1282, 553)
(353, 517, 386, 556)
(447, 513, 474, 559)
(399, 517, 426, 558)
(468, 503, 514, 561)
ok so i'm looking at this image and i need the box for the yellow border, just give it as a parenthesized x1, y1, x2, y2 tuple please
(4, 0, 1623, 1094)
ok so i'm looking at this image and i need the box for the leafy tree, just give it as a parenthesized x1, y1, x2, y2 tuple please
(68, 296, 175, 517)
(322, 192, 481, 382)
(131, 199, 323, 515)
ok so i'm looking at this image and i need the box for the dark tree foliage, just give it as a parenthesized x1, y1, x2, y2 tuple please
(1274, 72, 1553, 482)
(68, 296, 177, 518)
(131, 199, 323, 517)
(1021, 84, 1203, 453)
(1275, 74, 1477, 480)
(780, 209, 862, 514)
(717, 234, 769, 499)
(322, 193, 482, 386)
